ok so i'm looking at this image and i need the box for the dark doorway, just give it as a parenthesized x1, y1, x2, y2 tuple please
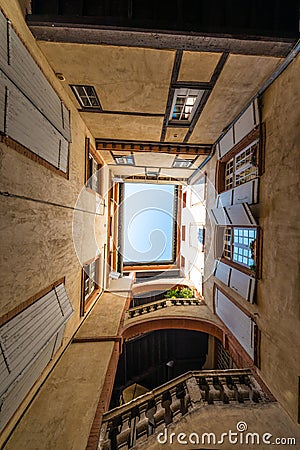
(110, 329, 208, 408)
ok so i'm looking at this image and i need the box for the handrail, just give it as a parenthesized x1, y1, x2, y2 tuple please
(127, 298, 204, 319)
(99, 369, 272, 449)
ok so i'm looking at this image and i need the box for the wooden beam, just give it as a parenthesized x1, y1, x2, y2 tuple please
(27, 22, 295, 57)
(96, 139, 212, 155)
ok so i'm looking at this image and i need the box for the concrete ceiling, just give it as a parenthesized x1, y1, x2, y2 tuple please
(35, 38, 284, 179)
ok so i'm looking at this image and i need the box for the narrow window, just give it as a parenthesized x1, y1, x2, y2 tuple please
(182, 225, 186, 241)
(71, 85, 101, 109)
(88, 153, 99, 191)
(81, 259, 99, 315)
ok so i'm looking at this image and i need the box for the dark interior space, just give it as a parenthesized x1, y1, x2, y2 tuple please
(130, 290, 168, 308)
(110, 329, 208, 408)
(30, 0, 299, 38)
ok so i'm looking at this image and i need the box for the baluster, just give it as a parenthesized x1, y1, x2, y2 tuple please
(170, 386, 181, 419)
(218, 376, 235, 403)
(206, 376, 221, 404)
(176, 382, 189, 415)
(162, 390, 173, 425)
(232, 376, 249, 403)
(135, 403, 149, 444)
(116, 412, 131, 449)
(153, 394, 165, 432)
(108, 415, 123, 450)
(244, 375, 260, 403)
(146, 398, 156, 436)
(128, 406, 139, 448)
(99, 420, 111, 450)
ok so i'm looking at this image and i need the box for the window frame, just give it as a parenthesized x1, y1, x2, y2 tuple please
(81, 257, 101, 316)
(168, 88, 204, 125)
(220, 226, 260, 276)
(172, 156, 194, 168)
(113, 153, 135, 166)
(85, 138, 104, 195)
(70, 84, 101, 109)
(216, 128, 261, 194)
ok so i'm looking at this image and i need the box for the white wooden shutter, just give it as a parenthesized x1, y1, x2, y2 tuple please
(0, 72, 6, 133)
(226, 203, 257, 226)
(215, 287, 255, 359)
(234, 99, 259, 144)
(214, 260, 231, 285)
(217, 99, 259, 160)
(211, 203, 257, 226)
(0, 11, 7, 67)
(0, 283, 73, 431)
(216, 190, 233, 208)
(230, 267, 256, 303)
(214, 260, 256, 303)
(232, 179, 259, 205)
(216, 179, 259, 208)
(0, 11, 71, 171)
(217, 128, 234, 159)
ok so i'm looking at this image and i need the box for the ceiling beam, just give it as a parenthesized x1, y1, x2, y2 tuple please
(96, 139, 211, 155)
(27, 22, 295, 57)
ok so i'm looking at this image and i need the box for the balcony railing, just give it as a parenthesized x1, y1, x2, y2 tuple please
(99, 369, 272, 449)
(127, 298, 204, 319)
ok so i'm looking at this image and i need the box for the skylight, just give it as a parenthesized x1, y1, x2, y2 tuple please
(169, 88, 204, 123)
(122, 183, 176, 264)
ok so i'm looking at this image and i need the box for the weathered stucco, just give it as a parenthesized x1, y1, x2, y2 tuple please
(203, 54, 300, 423)
(4, 341, 115, 450)
(257, 53, 300, 423)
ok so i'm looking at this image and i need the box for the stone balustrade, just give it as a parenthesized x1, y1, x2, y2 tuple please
(127, 298, 204, 319)
(99, 369, 272, 449)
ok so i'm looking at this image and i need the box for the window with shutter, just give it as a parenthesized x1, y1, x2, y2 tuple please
(0, 282, 73, 432)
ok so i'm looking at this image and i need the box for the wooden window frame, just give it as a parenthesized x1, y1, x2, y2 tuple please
(85, 137, 104, 195)
(80, 257, 101, 316)
(182, 191, 187, 208)
(168, 88, 204, 125)
(220, 225, 261, 278)
(70, 85, 101, 109)
(113, 153, 135, 166)
(216, 128, 261, 194)
(181, 225, 186, 242)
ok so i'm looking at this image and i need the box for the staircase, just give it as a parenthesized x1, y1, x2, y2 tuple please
(99, 369, 272, 449)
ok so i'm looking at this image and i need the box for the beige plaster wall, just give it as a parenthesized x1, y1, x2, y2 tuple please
(4, 341, 115, 450)
(0, 0, 110, 441)
(257, 53, 300, 423)
(202, 55, 300, 423)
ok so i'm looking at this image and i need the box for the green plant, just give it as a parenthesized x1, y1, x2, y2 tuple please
(164, 287, 193, 299)
(178, 287, 193, 298)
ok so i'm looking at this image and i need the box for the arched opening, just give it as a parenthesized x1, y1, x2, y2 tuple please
(110, 329, 209, 408)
